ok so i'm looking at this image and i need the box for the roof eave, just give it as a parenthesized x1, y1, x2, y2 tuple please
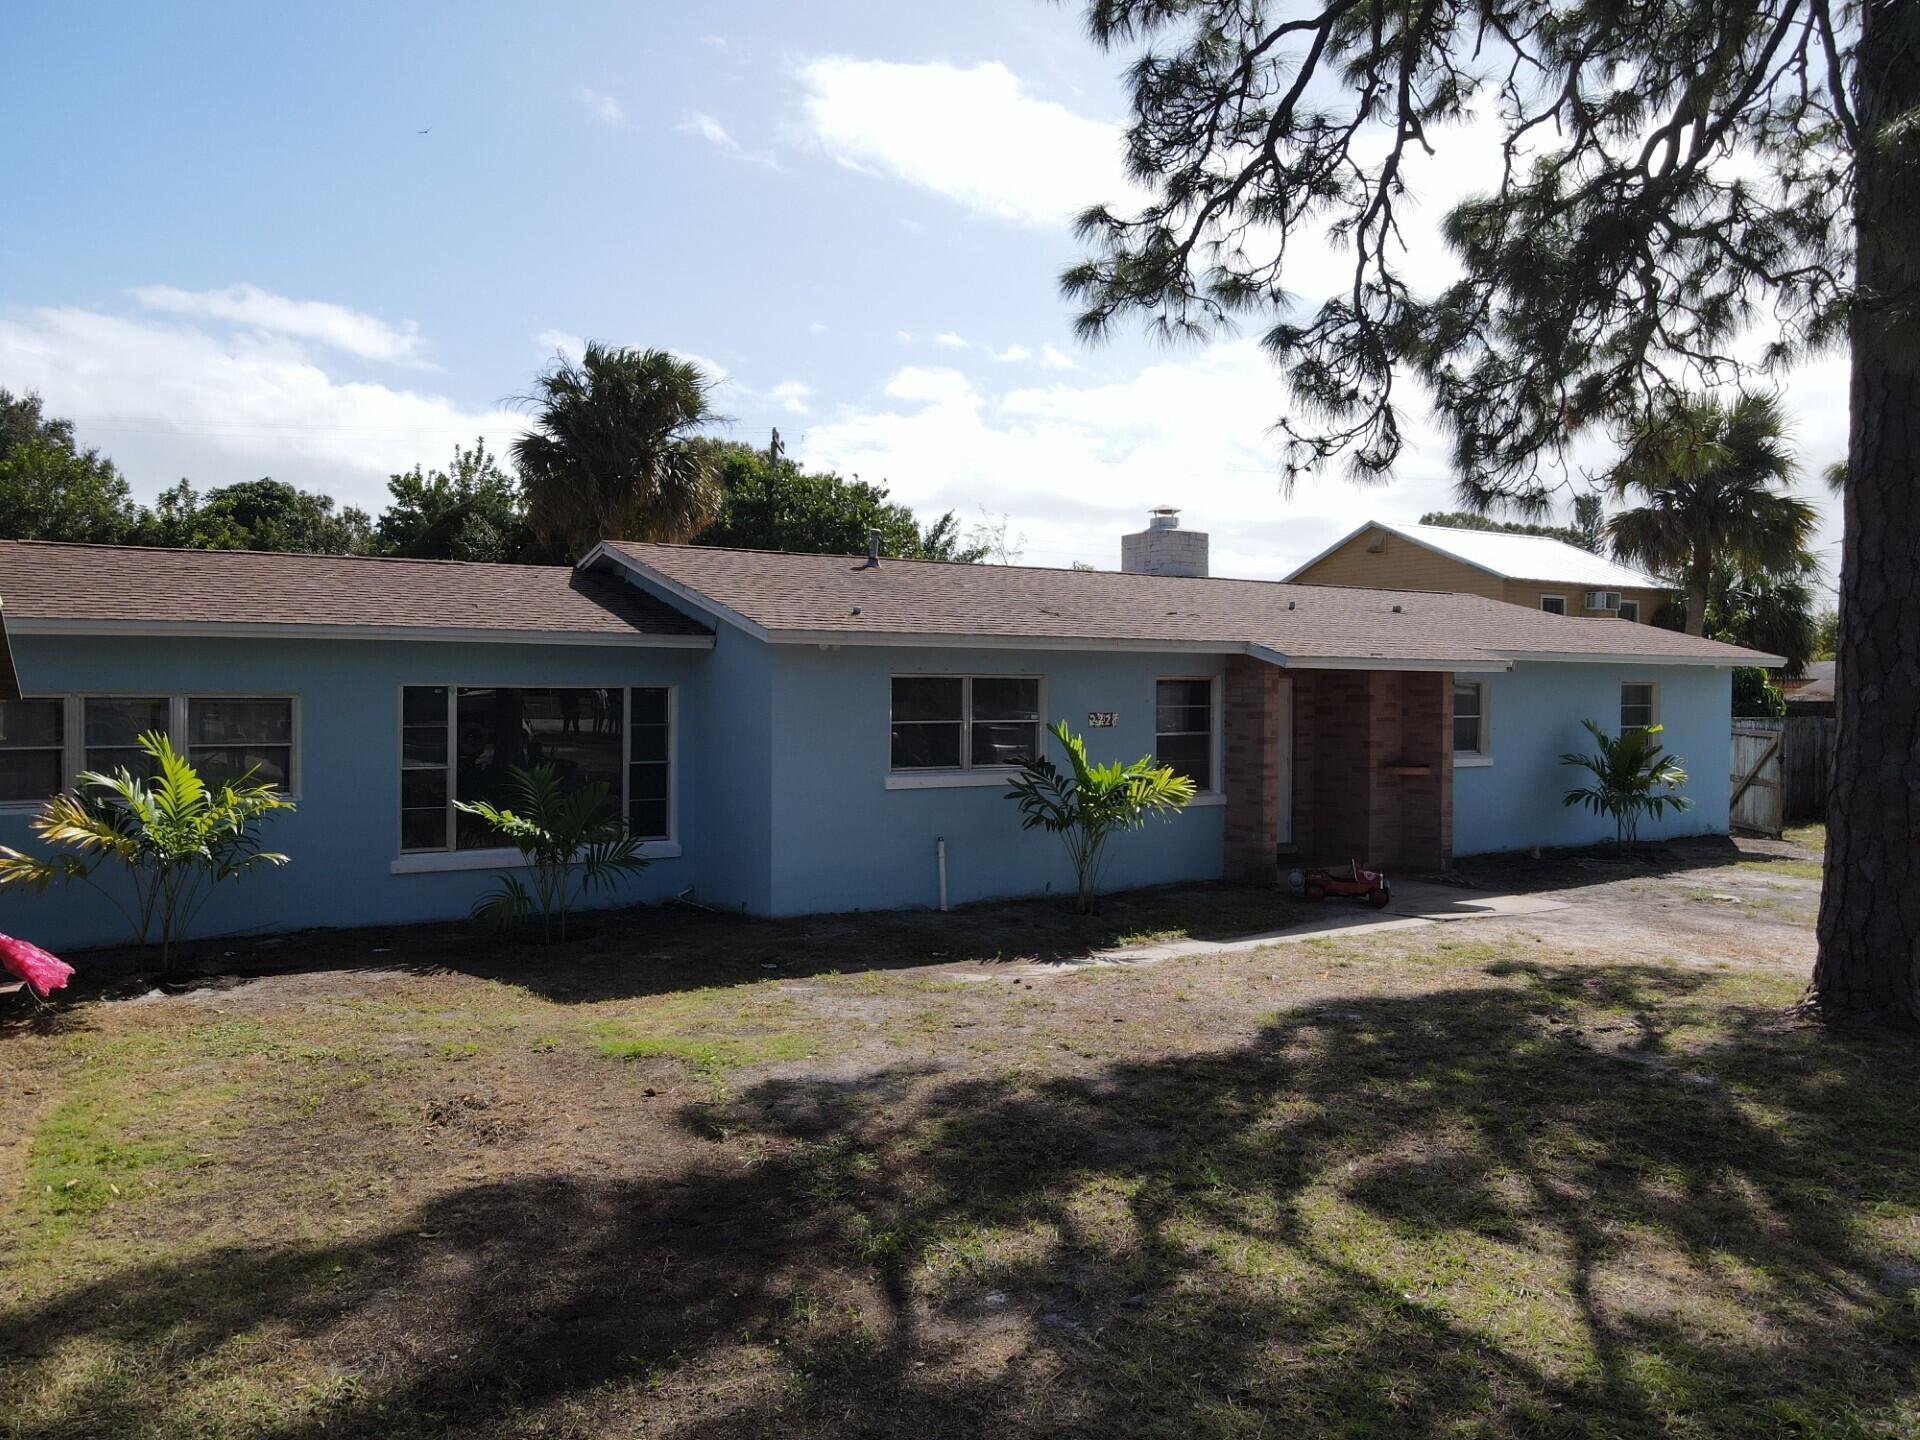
(4, 617, 714, 648)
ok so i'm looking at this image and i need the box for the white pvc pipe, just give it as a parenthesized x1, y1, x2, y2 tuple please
(936, 836, 949, 912)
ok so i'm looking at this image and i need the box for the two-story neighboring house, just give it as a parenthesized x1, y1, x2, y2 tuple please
(1285, 520, 1671, 623)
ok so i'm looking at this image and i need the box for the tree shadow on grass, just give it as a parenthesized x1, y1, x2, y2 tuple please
(5, 962, 1917, 1438)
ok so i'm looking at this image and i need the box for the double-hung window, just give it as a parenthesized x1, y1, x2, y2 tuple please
(1540, 595, 1568, 616)
(1154, 679, 1215, 791)
(0, 694, 296, 806)
(0, 699, 65, 806)
(889, 676, 1040, 772)
(1453, 681, 1488, 758)
(399, 685, 672, 854)
(1620, 682, 1656, 733)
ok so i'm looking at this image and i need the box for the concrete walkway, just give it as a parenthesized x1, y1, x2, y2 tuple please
(983, 881, 1570, 978)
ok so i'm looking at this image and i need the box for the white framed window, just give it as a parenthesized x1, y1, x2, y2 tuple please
(1620, 682, 1657, 733)
(0, 693, 298, 807)
(0, 699, 66, 806)
(1453, 680, 1489, 761)
(1540, 594, 1568, 616)
(1617, 599, 1641, 623)
(888, 675, 1041, 774)
(1155, 677, 1218, 791)
(397, 685, 673, 856)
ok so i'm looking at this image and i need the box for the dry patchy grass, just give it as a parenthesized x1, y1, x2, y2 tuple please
(1, 872, 1914, 1439)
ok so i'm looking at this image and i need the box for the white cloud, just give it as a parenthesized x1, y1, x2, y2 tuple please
(808, 321, 831, 336)
(894, 330, 913, 344)
(796, 57, 1139, 228)
(534, 328, 585, 361)
(131, 284, 428, 367)
(1040, 344, 1076, 371)
(768, 380, 814, 415)
(989, 344, 1031, 364)
(797, 339, 1849, 580)
(677, 111, 778, 167)
(933, 332, 968, 349)
(0, 303, 523, 509)
(579, 87, 625, 125)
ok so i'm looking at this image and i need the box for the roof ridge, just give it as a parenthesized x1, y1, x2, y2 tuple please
(0, 538, 574, 573)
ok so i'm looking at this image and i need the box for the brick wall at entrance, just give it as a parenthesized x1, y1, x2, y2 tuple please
(1222, 663, 1453, 880)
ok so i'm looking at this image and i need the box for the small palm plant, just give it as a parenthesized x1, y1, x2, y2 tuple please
(1006, 720, 1196, 915)
(454, 763, 649, 942)
(0, 732, 293, 977)
(1561, 721, 1692, 847)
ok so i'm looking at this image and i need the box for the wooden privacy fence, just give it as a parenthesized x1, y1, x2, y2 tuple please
(1729, 717, 1833, 836)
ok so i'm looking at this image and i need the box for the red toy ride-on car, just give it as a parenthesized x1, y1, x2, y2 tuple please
(1303, 862, 1391, 909)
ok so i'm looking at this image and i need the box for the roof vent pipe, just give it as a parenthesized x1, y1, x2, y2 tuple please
(865, 528, 881, 568)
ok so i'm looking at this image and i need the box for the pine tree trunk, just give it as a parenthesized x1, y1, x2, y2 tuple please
(1810, 0, 1920, 1031)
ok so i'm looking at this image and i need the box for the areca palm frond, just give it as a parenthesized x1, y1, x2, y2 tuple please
(1561, 721, 1692, 847)
(455, 762, 648, 942)
(1605, 392, 1818, 637)
(514, 343, 724, 557)
(1006, 720, 1195, 914)
(0, 732, 292, 975)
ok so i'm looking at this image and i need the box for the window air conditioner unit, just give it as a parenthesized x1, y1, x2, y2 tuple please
(1585, 590, 1622, 611)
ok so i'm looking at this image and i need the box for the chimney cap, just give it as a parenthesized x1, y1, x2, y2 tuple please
(1147, 506, 1181, 530)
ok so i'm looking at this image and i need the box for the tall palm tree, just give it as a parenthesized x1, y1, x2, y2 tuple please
(1605, 392, 1818, 637)
(513, 344, 724, 557)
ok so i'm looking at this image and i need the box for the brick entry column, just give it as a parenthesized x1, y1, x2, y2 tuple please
(1222, 656, 1281, 881)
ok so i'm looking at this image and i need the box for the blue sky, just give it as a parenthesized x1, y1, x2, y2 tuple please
(1, 2, 1846, 579)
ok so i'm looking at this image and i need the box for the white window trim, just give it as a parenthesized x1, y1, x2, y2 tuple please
(394, 683, 678, 864)
(886, 673, 1047, 785)
(1539, 594, 1568, 616)
(0, 691, 302, 811)
(1154, 674, 1224, 798)
(1620, 680, 1660, 733)
(1453, 678, 1493, 766)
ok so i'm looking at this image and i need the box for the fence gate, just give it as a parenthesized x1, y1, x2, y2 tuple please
(1730, 722, 1786, 837)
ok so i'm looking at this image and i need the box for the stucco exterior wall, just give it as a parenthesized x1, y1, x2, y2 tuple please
(0, 633, 718, 950)
(764, 645, 1229, 915)
(1451, 661, 1732, 856)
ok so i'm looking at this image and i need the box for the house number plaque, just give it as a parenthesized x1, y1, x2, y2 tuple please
(1087, 711, 1117, 728)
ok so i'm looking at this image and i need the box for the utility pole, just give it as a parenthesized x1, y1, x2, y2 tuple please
(768, 426, 784, 464)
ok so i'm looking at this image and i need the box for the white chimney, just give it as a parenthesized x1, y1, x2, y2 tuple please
(1121, 507, 1208, 577)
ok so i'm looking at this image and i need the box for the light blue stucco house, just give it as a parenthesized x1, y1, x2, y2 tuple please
(0, 512, 1775, 950)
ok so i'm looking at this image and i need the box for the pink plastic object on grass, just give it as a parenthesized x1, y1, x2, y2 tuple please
(0, 934, 74, 999)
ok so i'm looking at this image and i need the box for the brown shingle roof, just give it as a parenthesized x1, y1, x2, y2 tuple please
(0, 541, 710, 641)
(601, 542, 1779, 668)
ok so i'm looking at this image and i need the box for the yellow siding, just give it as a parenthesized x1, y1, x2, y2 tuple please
(1290, 529, 1505, 600)
(1503, 582, 1668, 624)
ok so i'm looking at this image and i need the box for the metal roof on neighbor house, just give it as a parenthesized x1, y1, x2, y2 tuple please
(0, 541, 714, 644)
(1287, 521, 1666, 591)
(594, 541, 1777, 669)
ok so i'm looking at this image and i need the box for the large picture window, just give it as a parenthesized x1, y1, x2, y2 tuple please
(399, 685, 671, 853)
(1155, 678, 1215, 791)
(0, 694, 295, 805)
(889, 675, 1039, 771)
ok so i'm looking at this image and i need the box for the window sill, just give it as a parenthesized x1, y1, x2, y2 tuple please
(1454, 754, 1494, 769)
(391, 841, 682, 875)
(885, 769, 1023, 791)
(1186, 792, 1228, 807)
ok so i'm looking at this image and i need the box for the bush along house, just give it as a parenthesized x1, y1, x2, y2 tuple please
(0, 511, 1776, 949)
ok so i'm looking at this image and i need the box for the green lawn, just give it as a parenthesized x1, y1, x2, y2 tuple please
(1, 875, 1914, 1439)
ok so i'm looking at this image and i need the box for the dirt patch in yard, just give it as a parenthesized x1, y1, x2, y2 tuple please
(5, 831, 1912, 1440)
